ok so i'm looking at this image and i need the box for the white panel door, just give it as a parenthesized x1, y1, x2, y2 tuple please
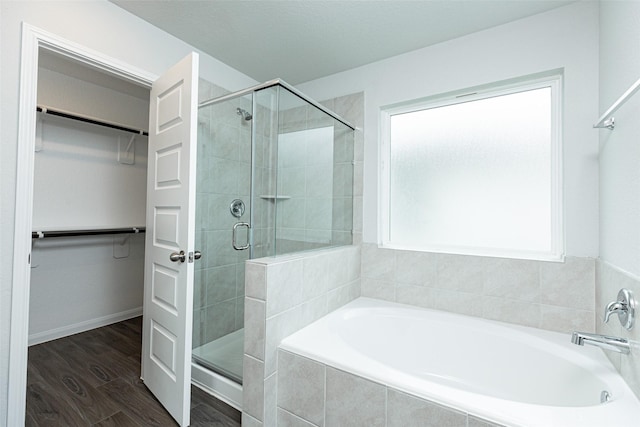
(142, 52, 199, 427)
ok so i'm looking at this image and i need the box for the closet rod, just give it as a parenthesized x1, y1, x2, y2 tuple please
(32, 227, 145, 239)
(36, 106, 149, 136)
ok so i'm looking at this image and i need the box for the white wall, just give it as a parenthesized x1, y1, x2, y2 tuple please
(598, 0, 640, 277)
(0, 0, 257, 421)
(37, 65, 150, 131)
(34, 67, 149, 229)
(30, 85, 149, 342)
(596, 0, 640, 397)
(298, 1, 600, 258)
(29, 233, 146, 344)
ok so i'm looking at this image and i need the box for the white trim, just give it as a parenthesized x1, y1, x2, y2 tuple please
(8, 23, 156, 427)
(379, 108, 392, 250)
(378, 74, 564, 262)
(29, 24, 157, 87)
(550, 76, 564, 261)
(28, 307, 143, 346)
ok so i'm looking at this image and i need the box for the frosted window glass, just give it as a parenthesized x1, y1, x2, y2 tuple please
(389, 87, 553, 254)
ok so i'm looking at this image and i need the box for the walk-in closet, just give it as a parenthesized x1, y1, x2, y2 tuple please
(29, 49, 150, 346)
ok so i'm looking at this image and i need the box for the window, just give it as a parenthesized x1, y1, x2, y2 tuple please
(380, 76, 562, 260)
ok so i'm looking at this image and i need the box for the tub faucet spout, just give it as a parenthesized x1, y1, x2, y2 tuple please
(571, 331, 630, 355)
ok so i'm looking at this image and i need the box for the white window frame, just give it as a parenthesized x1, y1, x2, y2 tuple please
(379, 75, 564, 261)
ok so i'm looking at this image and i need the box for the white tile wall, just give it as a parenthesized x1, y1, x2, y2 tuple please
(243, 354, 265, 420)
(596, 259, 640, 399)
(361, 243, 596, 334)
(277, 408, 317, 427)
(325, 366, 386, 427)
(278, 350, 325, 426)
(277, 349, 506, 427)
(243, 245, 361, 424)
(387, 389, 467, 427)
(275, 92, 363, 255)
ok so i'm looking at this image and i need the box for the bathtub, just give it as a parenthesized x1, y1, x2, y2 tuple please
(279, 298, 640, 427)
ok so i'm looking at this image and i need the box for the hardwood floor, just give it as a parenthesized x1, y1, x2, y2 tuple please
(26, 317, 241, 426)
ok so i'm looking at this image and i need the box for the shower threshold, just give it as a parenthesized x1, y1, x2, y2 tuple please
(192, 328, 244, 384)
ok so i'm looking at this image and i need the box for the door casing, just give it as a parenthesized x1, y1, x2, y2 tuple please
(8, 23, 157, 426)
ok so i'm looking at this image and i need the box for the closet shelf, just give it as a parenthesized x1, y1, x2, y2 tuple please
(37, 105, 149, 136)
(594, 76, 640, 130)
(32, 227, 145, 239)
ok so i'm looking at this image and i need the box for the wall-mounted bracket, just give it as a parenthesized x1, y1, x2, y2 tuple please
(118, 134, 136, 164)
(35, 113, 44, 152)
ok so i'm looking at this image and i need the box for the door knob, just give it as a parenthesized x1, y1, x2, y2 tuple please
(169, 250, 186, 263)
(194, 250, 201, 260)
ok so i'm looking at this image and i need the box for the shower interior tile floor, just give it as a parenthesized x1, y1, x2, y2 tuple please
(25, 316, 241, 426)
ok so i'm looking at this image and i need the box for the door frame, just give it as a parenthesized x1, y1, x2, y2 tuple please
(8, 23, 157, 426)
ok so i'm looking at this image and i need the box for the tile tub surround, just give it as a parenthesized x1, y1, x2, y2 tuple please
(596, 259, 640, 399)
(361, 243, 596, 334)
(277, 349, 505, 427)
(242, 245, 361, 425)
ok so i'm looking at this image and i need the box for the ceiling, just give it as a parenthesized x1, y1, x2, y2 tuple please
(110, 0, 574, 85)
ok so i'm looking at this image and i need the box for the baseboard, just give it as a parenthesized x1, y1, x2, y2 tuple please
(28, 306, 143, 346)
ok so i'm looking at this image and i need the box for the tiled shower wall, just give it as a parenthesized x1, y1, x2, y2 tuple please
(361, 244, 596, 334)
(193, 79, 251, 348)
(242, 92, 365, 426)
(597, 260, 640, 399)
(276, 97, 356, 254)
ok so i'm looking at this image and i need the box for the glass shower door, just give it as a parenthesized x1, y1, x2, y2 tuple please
(190, 80, 354, 387)
(192, 93, 253, 384)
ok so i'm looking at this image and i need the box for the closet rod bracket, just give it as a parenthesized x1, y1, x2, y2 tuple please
(598, 117, 616, 130)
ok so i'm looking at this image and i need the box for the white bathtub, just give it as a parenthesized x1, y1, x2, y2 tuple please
(279, 298, 640, 427)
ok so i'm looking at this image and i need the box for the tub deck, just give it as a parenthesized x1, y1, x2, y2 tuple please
(278, 297, 640, 427)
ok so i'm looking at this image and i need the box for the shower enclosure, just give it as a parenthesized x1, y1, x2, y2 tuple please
(191, 80, 355, 404)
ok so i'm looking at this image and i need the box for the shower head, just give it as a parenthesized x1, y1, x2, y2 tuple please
(236, 107, 252, 121)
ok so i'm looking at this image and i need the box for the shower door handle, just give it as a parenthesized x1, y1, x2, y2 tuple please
(232, 222, 250, 250)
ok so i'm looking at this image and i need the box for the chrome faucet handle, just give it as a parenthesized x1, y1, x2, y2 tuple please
(604, 301, 626, 323)
(603, 288, 636, 330)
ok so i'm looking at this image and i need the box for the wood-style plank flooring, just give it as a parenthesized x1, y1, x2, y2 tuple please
(26, 317, 241, 426)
